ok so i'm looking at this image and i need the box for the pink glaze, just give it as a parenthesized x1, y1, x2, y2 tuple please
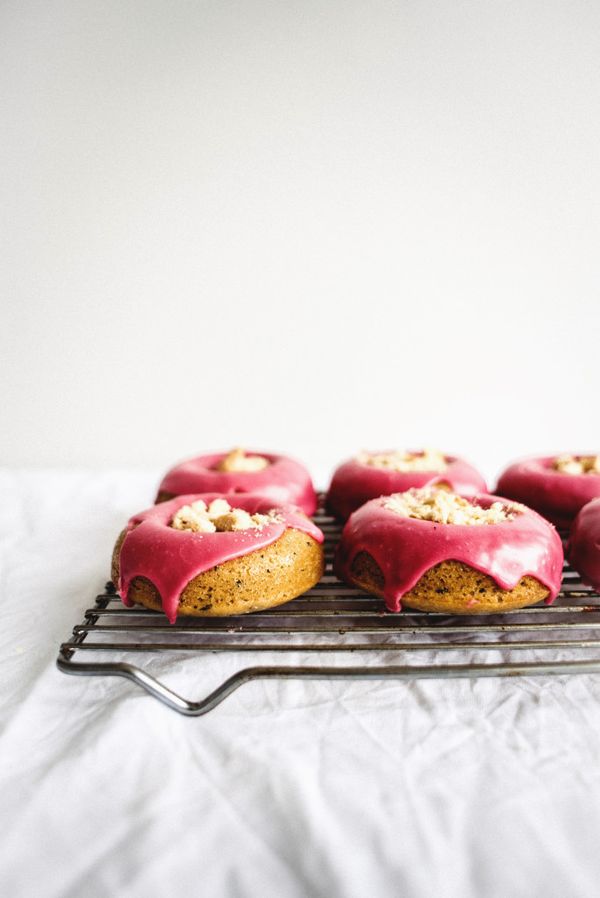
(335, 493, 564, 612)
(326, 452, 487, 520)
(496, 455, 600, 528)
(117, 493, 324, 623)
(568, 498, 600, 592)
(158, 451, 317, 515)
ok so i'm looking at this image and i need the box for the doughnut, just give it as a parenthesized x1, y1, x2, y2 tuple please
(326, 448, 487, 520)
(112, 493, 324, 622)
(335, 487, 563, 614)
(496, 454, 600, 528)
(156, 448, 317, 515)
(567, 498, 600, 592)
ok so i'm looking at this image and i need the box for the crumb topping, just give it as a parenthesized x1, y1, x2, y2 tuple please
(215, 448, 269, 473)
(171, 498, 281, 533)
(357, 448, 448, 473)
(383, 487, 519, 525)
(552, 454, 600, 476)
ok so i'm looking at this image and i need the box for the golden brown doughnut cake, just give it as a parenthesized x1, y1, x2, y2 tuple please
(496, 453, 600, 527)
(156, 448, 317, 514)
(335, 487, 564, 614)
(348, 553, 550, 614)
(113, 493, 324, 621)
(326, 449, 487, 520)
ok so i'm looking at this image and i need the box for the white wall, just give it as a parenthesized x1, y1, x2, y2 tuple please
(2, 0, 599, 486)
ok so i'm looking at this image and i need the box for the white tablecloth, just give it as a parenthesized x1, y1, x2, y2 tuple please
(2, 469, 600, 898)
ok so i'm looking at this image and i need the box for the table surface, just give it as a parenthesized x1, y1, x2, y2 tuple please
(2, 468, 600, 898)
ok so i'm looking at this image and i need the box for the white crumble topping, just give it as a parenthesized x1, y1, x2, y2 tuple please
(171, 498, 281, 533)
(383, 487, 520, 525)
(357, 448, 448, 473)
(207, 498, 231, 518)
(215, 448, 269, 472)
(553, 454, 600, 475)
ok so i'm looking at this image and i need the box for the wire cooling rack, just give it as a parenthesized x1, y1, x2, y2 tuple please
(57, 504, 600, 715)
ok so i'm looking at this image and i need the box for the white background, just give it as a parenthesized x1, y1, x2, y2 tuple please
(2, 0, 599, 486)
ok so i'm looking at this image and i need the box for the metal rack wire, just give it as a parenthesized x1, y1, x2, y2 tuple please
(57, 505, 600, 715)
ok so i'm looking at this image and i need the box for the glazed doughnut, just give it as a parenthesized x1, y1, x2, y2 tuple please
(112, 493, 324, 622)
(496, 454, 600, 528)
(567, 498, 600, 592)
(335, 487, 563, 614)
(326, 448, 487, 520)
(157, 448, 317, 515)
